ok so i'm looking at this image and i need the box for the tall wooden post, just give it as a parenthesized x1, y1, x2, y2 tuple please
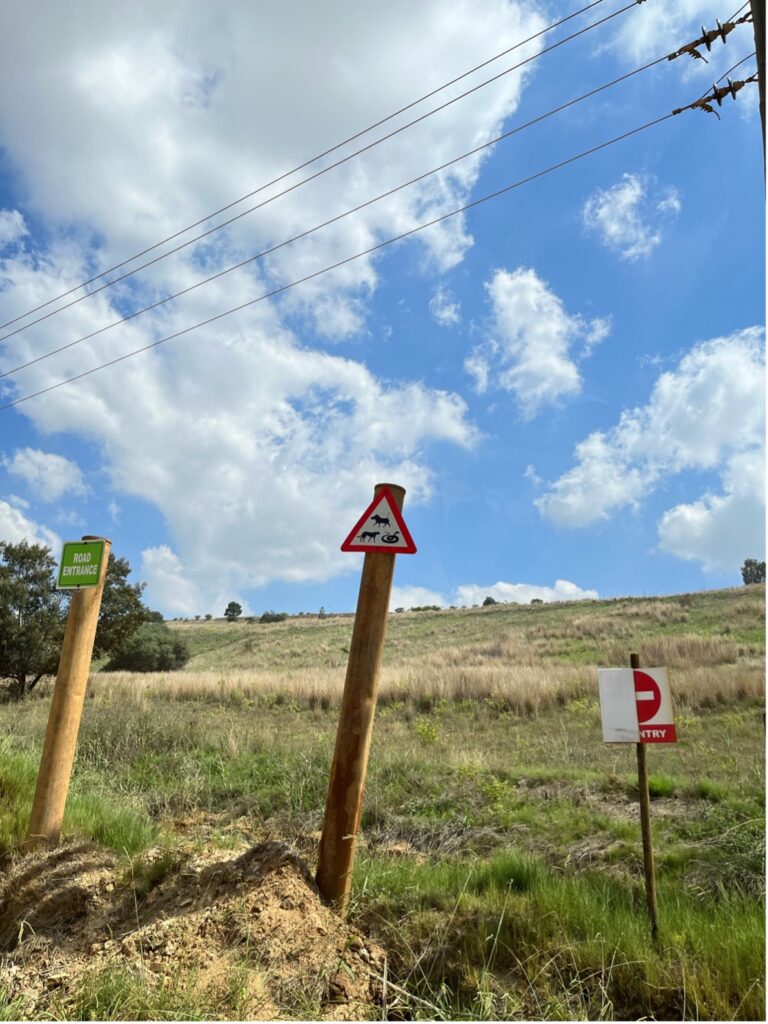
(24, 536, 111, 852)
(316, 484, 404, 913)
(631, 651, 659, 939)
(751, 0, 766, 177)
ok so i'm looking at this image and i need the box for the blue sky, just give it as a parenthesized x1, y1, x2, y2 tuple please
(0, 0, 764, 617)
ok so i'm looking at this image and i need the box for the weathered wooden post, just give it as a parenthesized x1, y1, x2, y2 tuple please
(316, 483, 416, 913)
(24, 536, 110, 852)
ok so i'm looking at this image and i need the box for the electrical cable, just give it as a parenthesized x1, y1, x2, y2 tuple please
(0, 108, 680, 412)
(0, 0, 642, 342)
(0, 0, 612, 333)
(0, 50, 671, 380)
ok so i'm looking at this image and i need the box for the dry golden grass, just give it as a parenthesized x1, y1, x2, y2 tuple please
(86, 655, 763, 715)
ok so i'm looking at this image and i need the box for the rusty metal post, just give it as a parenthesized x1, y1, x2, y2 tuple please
(316, 484, 404, 913)
(631, 651, 659, 939)
(24, 536, 111, 851)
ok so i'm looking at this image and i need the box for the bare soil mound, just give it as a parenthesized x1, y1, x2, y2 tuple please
(0, 840, 384, 1019)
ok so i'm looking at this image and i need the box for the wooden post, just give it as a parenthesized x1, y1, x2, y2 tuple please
(751, 0, 766, 178)
(631, 651, 659, 939)
(24, 536, 111, 852)
(316, 483, 404, 913)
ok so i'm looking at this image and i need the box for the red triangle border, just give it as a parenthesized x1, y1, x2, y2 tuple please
(340, 487, 417, 554)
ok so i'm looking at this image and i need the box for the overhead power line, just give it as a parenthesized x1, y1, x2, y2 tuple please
(0, 51, 674, 381)
(0, 0, 641, 341)
(8, 86, 751, 413)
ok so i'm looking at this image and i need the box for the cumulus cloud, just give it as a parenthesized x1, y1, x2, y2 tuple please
(4, 447, 87, 502)
(389, 578, 598, 609)
(455, 579, 598, 605)
(0, 500, 60, 550)
(465, 267, 610, 418)
(582, 174, 681, 260)
(0, 210, 27, 248)
(429, 285, 461, 326)
(537, 327, 764, 571)
(0, 0, 547, 607)
(658, 450, 765, 571)
(389, 585, 447, 611)
(141, 545, 202, 616)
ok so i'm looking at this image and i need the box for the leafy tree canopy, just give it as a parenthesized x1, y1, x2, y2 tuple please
(0, 541, 67, 701)
(224, 601, 242, 622)
(0, 542, 155, 700)
(741, 558, 766, 585)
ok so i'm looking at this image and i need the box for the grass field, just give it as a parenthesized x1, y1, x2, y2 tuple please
(0, 586, 764, 1019)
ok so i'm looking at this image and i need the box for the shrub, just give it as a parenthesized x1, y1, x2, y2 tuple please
(105, 624, 190, 672)
(259, 611, 288, 624)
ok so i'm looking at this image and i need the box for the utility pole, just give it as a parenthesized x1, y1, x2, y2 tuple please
(752, 0, 766, 176)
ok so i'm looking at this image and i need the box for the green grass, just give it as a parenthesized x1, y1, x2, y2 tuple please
(159, 585, 765, 674)
(0, 741, 156, 859)
(0, 585, 763, 1019)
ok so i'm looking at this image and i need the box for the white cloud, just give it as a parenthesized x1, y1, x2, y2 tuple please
(582, 174, 681, 261)
(390, 584, 447, 611)
(1, 1, 549, 608)
(390, 578, 598, 610)
(455, 578, 598, 606)
(609, 1, 747, 72)
(465, 267, 610, 418)
(0, 210, 27, 248)
(141, 545, 201, 616)
(537, 327, 765, 571)
(658, 450, 765, 572)
(0, 1, 544, 338)
(0, 500, 60, 550)
(4, 447, 87, 502)
(429, 285, 461, 326)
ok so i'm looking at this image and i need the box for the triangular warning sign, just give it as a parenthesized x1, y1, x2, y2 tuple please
(341, 487, 417, 554)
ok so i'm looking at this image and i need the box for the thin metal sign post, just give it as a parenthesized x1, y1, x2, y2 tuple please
(631, 651, 659, 939)
(24, 536, 111, 852)
(316, 483, 415, 913)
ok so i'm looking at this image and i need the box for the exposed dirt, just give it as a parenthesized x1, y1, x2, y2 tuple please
(0, 840, 385, 1020)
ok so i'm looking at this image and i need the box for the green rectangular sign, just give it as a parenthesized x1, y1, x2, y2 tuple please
(57, 540, 106, 589)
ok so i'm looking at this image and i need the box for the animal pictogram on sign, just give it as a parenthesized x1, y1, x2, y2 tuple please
(341, 488, 417, 554)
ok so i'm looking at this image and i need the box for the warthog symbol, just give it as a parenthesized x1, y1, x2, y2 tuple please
(358, 530, 380, 542)
(371, 514, 391, 527)
(381, 532, 400, 544)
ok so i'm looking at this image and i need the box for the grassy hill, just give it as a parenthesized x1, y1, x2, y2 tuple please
(0, 585, 764, 1019)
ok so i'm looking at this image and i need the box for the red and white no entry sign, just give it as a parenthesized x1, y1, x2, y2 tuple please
(633, 670, 662, 723)
(597, 667, 677, 744)
(633, 667, 676, 743)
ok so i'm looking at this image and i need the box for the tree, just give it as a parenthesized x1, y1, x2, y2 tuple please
(93, 554, 153, 658)
(741, 558, 766, 585)
(0, 541, 67, 701)
(104, 623, 190, 672)
(483, 596, 497, 606)
(224, 601, 242, 622)
(0, 542, 156, 701)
